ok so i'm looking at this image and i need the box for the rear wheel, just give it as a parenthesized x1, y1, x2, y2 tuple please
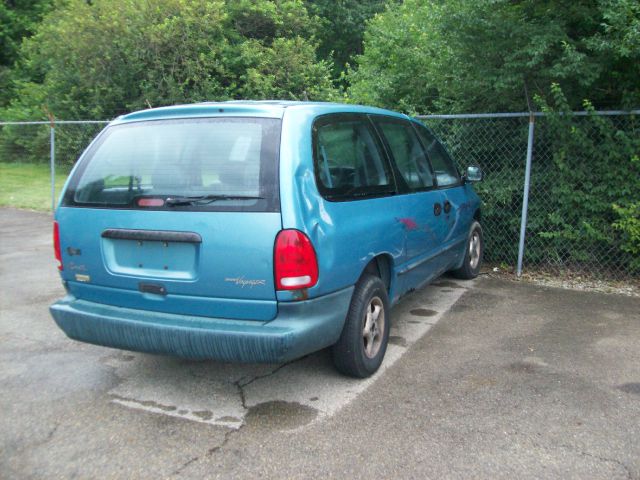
(451, 221, 483, 279)
(332, 274, 390, 378)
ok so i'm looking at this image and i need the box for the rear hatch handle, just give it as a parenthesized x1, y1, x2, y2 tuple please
(139, 282, 167, 296)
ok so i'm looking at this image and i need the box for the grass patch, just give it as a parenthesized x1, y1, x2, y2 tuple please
(0, 163, 70, 211)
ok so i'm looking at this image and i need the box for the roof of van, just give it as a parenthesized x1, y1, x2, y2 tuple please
(112, 100, 411, 124)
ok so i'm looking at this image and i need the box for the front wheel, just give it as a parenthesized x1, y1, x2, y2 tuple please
(451, 220, 483, 280)
(332, 275, 390, 378)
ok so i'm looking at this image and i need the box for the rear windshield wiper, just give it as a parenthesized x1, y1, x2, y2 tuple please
(165, 194, 263, 206)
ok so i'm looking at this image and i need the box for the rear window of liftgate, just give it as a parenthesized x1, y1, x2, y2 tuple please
(63, 117, 281, 212)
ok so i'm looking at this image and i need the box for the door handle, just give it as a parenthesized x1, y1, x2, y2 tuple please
(434, 202, 442, 216)
(443, 200, 452, 214)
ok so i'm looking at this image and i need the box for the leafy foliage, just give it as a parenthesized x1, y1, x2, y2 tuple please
(530, 85, 640, 272)
(613, 202, 640, 270)
(349, 0, 640, 113)
(305, 0, 391, 78)
(0, 0, 53, 67)
(3, 0, 337, 120)
(0, 0, 54, 105)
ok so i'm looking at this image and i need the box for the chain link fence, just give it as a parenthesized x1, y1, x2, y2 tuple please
(0, 121, 107, 165)
(1, 112, 639, 280)
(0, 120, 108, 209)
(421, 111, 640, 280)
(422, 115, 528, 272)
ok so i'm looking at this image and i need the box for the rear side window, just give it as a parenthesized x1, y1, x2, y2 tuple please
(313, 115, 394, 200)
(414, 124, 461, 187)
(374, 119, 435, 191)
(64, 117, 281, 212)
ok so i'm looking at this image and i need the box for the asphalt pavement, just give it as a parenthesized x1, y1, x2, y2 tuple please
(1, 207, 638, 479)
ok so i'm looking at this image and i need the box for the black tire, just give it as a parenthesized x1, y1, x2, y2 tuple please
(451, 220, 483, 280)
(332, 274, 390, 378)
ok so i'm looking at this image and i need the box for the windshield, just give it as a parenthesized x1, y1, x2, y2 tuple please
(64, 117, 281, 212)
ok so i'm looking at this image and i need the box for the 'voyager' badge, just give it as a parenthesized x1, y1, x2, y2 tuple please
(225, 276, 266, 288)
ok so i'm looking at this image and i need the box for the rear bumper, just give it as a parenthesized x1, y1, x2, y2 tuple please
(50, 287, 353, 363)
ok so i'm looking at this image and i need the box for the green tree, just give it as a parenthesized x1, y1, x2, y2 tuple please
(0, 0, 54, 67)
(3, 0, 337, 120)
(0, 0, 54, 105)
(305, 0, 391, 79)
(349, 0, 640, 114)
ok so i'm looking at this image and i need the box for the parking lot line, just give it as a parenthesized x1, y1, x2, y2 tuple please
(107, 279, 472, 430)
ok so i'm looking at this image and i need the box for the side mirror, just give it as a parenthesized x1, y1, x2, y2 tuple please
(465, 165, 483, 183)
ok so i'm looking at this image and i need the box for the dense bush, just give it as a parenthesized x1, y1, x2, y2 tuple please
(613, 202, 640, 271)
(0, 0, 53, 106)
(349, 0, 640, 113)
(305, 0, 391, 79)
(3, 0, 336, 120)
(426, 88, 640, 275)
(528, 85, 640, 273)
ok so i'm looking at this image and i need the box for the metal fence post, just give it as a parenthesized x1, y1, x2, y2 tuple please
(516, 113, 535, 277)
(50, 122, 56, 212)
(49, 114, 56, 212)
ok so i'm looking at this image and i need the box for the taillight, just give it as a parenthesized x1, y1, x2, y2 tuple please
(53, 221, 63, 271)
(274, 230, 318, 290)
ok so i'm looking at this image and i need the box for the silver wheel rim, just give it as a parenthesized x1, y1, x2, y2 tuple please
(362, 296, 385, 359)
(469, 230, 481, 269)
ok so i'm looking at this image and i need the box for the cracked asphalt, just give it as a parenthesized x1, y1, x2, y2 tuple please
(1, 207, 639, 480)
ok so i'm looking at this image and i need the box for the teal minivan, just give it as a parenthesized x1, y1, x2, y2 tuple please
(50, 101, 483, 377)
